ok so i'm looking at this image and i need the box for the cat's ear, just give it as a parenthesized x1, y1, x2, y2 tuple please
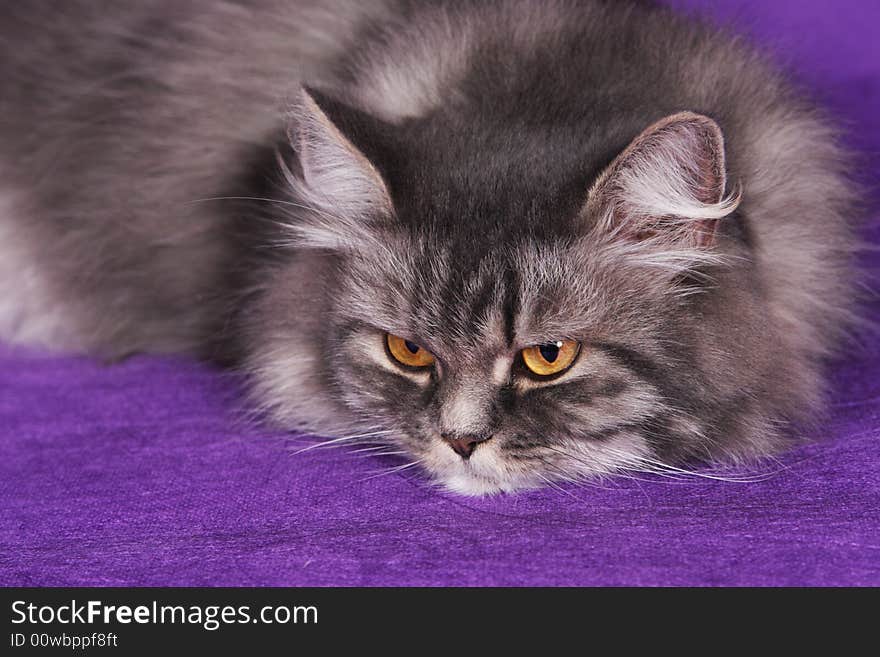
(586, 112, 740, 249)
(282, 88, 394, 249)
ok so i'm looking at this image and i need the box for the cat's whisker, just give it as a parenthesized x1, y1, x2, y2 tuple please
(534, 472, 586, 501)
(292, 440, 387, 454)
(359, 460, 423, 482)
(571, 463, 656, 502)
(543, 442, 773, 487)
(537, 453, 616, 491)
(288, 430, 394, 455)
(188, 193, 360, 247)
(187, 195, 343, 224)
(288, 428, 393, 444)
(608, 449, 776, 483)
(349, 444, 403, 454)
(355, 450, 408, 459)
(632, 458, 769, 483)
(288, 440, 378, 455)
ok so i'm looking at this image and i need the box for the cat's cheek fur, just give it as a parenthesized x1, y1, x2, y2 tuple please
(243, 253, 367, 435)
(0, 190, 83, 351)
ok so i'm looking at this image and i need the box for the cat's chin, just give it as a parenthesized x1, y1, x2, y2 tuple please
(420, 443, 544, 496)
(438, 472, 543, 496)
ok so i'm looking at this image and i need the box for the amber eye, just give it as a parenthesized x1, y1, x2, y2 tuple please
(385, 333, 435, 369)
(520, 340, 580, 377)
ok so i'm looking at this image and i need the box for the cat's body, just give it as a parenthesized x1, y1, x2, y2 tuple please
(0, 0, 861, 493)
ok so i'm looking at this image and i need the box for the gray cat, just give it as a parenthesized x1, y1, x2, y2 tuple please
(0, 0, 862, 494)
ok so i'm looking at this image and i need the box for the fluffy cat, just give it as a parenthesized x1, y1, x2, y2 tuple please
(0, 0, 861, 494)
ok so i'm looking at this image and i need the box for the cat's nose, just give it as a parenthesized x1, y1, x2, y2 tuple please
(441, 433, 490, 459)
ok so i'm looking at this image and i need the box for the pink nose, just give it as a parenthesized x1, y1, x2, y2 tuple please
(441, 434, 490, 459)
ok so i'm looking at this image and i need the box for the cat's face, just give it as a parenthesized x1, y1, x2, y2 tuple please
(327, 235, 688, 494)
(249, 90, 741, 494)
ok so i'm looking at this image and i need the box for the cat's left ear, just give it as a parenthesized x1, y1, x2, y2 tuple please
(282, 88, 394, 249)
(585, 112, 740, 249)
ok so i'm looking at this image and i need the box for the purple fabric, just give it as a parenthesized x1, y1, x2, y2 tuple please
(2, 0, 879, 587)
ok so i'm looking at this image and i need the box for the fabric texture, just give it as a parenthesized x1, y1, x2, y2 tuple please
(1, 0, 878, 586)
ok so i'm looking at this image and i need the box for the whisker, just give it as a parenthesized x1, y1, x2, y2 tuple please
(537, 454, 616, 491)
(535, 472, 587, 501)
(359, 460, 423, 483)
(188, 195, 314, 211)
(348, 444, 402, 454)
(355, 450, 408, 459)
(288, 430, 393, 455)
(187, 195, 344, 226)
(618, 452, 776, 483)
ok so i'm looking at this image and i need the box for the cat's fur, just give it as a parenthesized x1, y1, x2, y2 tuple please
(0, 0, 861, 494)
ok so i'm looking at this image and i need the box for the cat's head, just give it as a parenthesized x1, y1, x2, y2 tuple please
(247, 89, 743, 494)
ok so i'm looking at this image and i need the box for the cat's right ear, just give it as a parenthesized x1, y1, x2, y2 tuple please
(281, 88, 394, 250)
(584, 112, 740, 252)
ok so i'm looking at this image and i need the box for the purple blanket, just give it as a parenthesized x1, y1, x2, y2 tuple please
(2, 0, 878, 587)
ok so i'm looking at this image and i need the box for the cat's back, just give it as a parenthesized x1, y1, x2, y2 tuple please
(0, 0, 390, 354)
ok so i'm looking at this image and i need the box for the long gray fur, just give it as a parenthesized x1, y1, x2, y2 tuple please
(0, 0, 862, 494)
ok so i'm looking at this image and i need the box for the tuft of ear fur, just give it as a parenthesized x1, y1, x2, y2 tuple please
(587, 112, 741, 254)
(280, 88, 394, 251)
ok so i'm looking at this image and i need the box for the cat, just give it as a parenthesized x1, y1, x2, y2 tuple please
(0, 0, 862, 494)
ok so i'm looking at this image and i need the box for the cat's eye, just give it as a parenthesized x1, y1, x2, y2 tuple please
(385, 333, 435, 369)
(520, 340, 580, 378)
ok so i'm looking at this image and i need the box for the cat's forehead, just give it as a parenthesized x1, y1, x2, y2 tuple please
(343, 236, 613, 355)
